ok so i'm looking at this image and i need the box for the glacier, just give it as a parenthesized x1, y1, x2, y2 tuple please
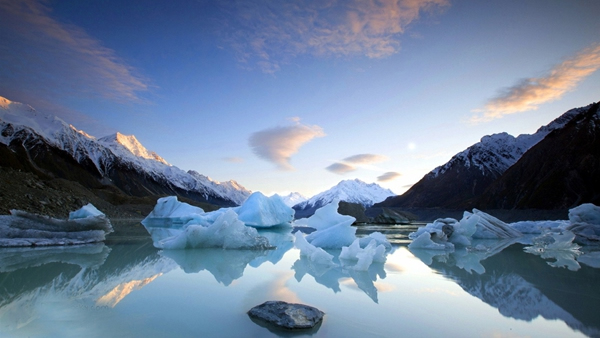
(0, 204, 113, 247)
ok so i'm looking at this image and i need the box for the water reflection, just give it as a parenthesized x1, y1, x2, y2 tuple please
(412, 242, 600, 337)
(292, 249, 388, 303)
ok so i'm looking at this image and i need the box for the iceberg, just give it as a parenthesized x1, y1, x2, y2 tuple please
(295, 200, 359, 249)
(524, 231, 582, 271)
(0, 204, 113, 247)
(294, 231, 337, 268)
(293, 199, 355, 231)
(566, 203, 600, 246)
(236, 192, 294, 227)
(154, 209, 271, 250)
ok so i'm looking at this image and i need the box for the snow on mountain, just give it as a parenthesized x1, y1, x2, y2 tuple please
(0, 96, 251, 205)
(187, 170, 251, 205)
(275, 192, 308, 207)
(295, 179, 395, 210)
(430, 104, 590, 178)
(98, 133, 169, 165)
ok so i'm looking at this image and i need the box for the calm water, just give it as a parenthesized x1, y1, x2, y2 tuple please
(0, 223, 598, 337)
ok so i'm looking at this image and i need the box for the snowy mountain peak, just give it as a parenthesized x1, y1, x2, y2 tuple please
(430, 105, 588, 179)
(276, 192, 308, 207)
(295, 179, 395, 210)
(99, 132, 169, 165)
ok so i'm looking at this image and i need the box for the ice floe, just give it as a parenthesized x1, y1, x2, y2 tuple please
(0, 204, 113, 247)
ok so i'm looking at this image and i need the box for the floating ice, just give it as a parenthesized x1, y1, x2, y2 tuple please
(154, 209, 271, 250)
(408, 232, 454, 251)
(293, 199, 355, 231)
(0, 204, 113, 247)
(358, 232, 392, 251)
(468, 209, 522, 239)
(509, 220, 568, 234)
(141, 196, 208, 228)
(294, 231, 337, 268)
(236, 192, 294, 227)
(294, 200, 358, 249)
(568, 203, 600, 225)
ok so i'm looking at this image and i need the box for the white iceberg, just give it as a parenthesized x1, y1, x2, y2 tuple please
(524, 230, 582, 271)
(408, 232, 455, 251)
(236, 192, 294, 227)
(568, 203, 600, 225)
(294, 231, 337, 268)
(294, 200, 362, 249)
(154, 209, 271, 250)
(0, 204, 113, 247)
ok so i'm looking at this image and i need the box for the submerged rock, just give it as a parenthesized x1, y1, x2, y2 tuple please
(247, 301, 324, 330)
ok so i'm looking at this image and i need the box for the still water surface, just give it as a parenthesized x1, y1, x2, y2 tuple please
(0, 223, 598, 337)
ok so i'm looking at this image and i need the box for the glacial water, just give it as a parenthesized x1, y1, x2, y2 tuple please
(0, 223, 598, 337)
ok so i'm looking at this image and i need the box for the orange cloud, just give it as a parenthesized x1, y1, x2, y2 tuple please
(249, 121, 325, 170)
(222, 0, 448, 73)
(326, 153, 389, 174)
(473, 43, 600, 123)
(0, 0, 148, 102)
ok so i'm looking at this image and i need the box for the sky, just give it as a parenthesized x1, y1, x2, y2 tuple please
(1, 0, 599, 197)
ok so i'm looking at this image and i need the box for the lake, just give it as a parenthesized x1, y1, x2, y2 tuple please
(0, 223, 598, 337)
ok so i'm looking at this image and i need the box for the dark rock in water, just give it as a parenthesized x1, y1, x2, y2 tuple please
(338, 201, 369, 223)
(247, 301, 324, 330)
(367, 207, 414, 224)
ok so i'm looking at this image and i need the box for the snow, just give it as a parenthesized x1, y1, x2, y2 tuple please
(295, 179, 395, 210)
(0, 96, 251, 206)
(276, 192, 308, 207)
(236, 192, 294, 227)
(0, 205, 113, 247)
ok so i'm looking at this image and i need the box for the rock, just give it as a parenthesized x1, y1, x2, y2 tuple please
(368, 207, 413, 224)
(247, 301, 324, 330)
(338, 201, 369, 223)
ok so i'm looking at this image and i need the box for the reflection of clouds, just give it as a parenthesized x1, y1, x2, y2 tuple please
(473, 43, 600, 122)
(220, 0, 449, 72)
(264, 271, 301, 304)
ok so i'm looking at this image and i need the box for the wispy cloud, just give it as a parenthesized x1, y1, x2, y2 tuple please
(472, 43, 600, 123)
(326, 162, 356, 174)
(0, 0, 149, 102)
(326, 153, 388, 174)
(220, 0, 448, 73)
(249, 120, 325, 170)
(223, 157, 244, 163)
(377, 171, 401, 182)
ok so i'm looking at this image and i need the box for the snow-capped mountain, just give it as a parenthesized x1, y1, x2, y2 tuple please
(294, 179, 394, 217)
(0, 96, 251, 206)
(275, 192, 308, 207)
(377, 102, 598, 209)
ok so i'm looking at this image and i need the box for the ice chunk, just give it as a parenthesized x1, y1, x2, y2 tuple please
(568, 203, 600, 225)
(236, 192, 294, 227)
(294, 231, 337, 268)
(0, 206, 113, 247)
(141, 196, 207, 228)
(155, 209, 271, 250)
(510, 220, 569, 234)
(358, 232, 392, 251)
(293, 199, 355, 231)
(408, 232, 454, 251)
(469, 209, 522, 239)
(577, 251, 600, 268)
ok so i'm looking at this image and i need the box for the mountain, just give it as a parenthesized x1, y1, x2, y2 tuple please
(0, 96, 251, 212)
(376, 102, 599, 210)
(293, 179, 395, 218)
(476, 101, 600, 209)
(276, 192, 308, 207)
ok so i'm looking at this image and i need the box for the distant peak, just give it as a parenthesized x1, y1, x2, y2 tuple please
(0, 96, 12, 108)
(99, 132, 169, 165)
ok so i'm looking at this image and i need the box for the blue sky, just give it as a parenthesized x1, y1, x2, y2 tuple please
(1, 0, 599, 197)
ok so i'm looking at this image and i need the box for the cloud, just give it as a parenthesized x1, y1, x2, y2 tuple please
(223, 157, 244, 163)
(326, 153, 389, 174)
(326, 162, 356, 174)
(249, 121, 325, 170)
(472, 43, 600, 123)
(343, 153, 388, 164)
(377, 171, 401, 182)
(219, 0, 448, 73)
(0, 0, 149, 103)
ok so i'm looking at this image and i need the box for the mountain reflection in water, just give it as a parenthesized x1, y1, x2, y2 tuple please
(0, 224, 598, 337)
